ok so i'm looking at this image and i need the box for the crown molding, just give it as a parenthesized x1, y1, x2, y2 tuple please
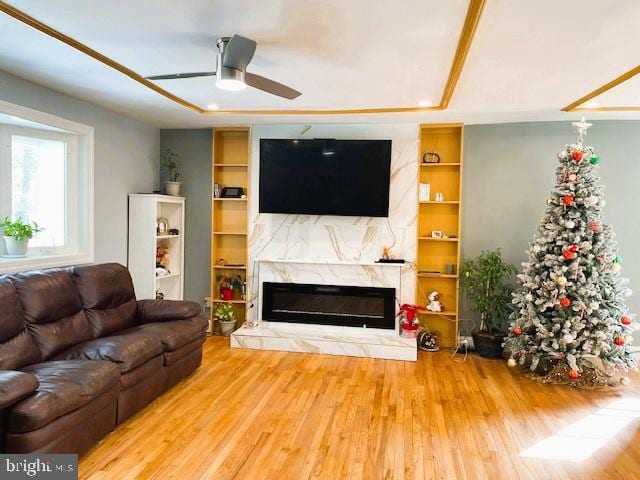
(562, 64, 640, 112)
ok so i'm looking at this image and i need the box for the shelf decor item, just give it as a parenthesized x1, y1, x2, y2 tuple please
(162, 148, 182, 196)
(460, 249, 516, 358)
(156, 217, 169, 235)
(422, 152, 441, 164)
(215, 303, 237, 336)
(0, 217, 42, 257)
(419, 183, 430, 201)
(397, 304, 425, 338)
(218, 273, 243, 300)
(417, 329, 440, 352)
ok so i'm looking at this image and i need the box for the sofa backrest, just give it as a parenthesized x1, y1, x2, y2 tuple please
(71, 263, 138, 337)
(0, 276, 42, 369)
(12, 268, 95, 361)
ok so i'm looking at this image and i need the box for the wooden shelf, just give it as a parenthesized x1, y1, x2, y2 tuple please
(418, 310, 457, 317)
(421, 162, 461, 167)
(212, 127, 250, 331)
(416, 123, 463, 348)
(417, 273, 458, 279)
(418, 237, 459, 242)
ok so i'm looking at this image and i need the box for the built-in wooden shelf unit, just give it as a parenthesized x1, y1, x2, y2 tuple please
(211, 127, 250, 331)
(416, 124, 463, 348)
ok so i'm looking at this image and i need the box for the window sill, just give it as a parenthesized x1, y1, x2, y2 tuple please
(0, 253, 94, 275)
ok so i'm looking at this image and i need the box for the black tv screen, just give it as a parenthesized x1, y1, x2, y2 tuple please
(259, 139, 392, 217)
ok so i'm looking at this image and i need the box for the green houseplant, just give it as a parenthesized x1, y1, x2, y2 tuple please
(161, 148, 182, 196)
(214, 303, 237, 336)
(0, 217, 43, 257)
(460, 249, 516, 358)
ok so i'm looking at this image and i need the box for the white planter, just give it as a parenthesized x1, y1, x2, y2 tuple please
(219, 319, 236, 337)
(0, 229, 5, 256)
(165, 181, 182, 196)
(3, 237, 28, 257)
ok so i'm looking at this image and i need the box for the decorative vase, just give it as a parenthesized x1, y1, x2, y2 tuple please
(3, 237, 28, 257)
(220, 287, 234, 300)
(165, 181, 182, 196)
(219, 319, 236, 336)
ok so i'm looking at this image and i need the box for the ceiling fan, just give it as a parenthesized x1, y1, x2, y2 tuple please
(145, 35, 301, 100)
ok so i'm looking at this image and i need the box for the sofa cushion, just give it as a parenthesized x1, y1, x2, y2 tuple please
(10, 360, 119, 433)
(0, 277, 41, 370)
(54, 334, 163, 374)
(0, 371, 39, 409)
(12, 269, 93, 361)
(72, 264, 138, 337)
(121, 317, 208, 352)
(137, 299, 202, 323)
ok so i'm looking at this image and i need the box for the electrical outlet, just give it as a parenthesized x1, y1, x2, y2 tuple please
(458, 336, 475, 350)
(204, 296, 212, 309)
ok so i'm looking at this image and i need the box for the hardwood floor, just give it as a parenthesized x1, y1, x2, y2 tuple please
(79, 338, 640, 480)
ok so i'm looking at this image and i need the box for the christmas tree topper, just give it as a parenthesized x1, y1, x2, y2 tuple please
(572, 116, 592, 146)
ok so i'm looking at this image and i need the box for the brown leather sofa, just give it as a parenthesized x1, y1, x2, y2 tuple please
(0, 263, 208, 454)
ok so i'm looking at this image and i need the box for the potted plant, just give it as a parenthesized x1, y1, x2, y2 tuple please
(161, 148, 182, 196)
(215, 303, 236, 336)
(217, 273, 243, 300)
(460, 249, 516, 358)
(0, 217, 43, 257)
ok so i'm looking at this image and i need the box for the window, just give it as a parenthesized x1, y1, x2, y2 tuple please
(0, 100, 93, 273)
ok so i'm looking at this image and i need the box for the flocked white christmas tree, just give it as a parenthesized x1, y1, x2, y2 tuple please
(504, 118, 637, 387)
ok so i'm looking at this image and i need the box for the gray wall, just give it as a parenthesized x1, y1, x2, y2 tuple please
(462, 121, 640, 337)
(0, 69, 160, 265)
(160, 129, 212, 303)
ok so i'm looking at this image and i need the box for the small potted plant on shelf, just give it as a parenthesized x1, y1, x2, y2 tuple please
(217, 273, 243, 300)
(0, 217, 42, 257)
(215, 303, 236, 336)
(460, 249, 516, 358)
(161, 148, 182, 196)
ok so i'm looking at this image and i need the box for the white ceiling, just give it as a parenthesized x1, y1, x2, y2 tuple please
(0, 0, 639, 127)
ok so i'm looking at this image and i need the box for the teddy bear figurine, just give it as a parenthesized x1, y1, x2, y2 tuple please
(426, 291, 445, 312)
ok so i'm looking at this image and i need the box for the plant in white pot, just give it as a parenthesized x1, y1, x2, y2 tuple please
(0, 217, 43, 257)
(215, 303, 237, 336)
(161, 148, 182, 196)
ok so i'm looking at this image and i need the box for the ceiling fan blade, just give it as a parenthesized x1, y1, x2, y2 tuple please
(222, 35, 257, 70)
(145, 72, 216, 80)
(245, 72, 301, 100)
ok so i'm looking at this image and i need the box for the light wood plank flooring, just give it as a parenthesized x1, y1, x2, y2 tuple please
(79, 337, 640, 479)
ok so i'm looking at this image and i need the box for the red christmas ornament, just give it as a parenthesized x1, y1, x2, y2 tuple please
(621, 316, 632, 326)
(568, 369, 580, 380)
(562, 195, 574, 206)
(512, 326, 522, 336)
(589, 221, 601, 233)
(572, 150, 584, 162)
(562, 245, 578, 260)
(560, 297, 571, 308)
(614, 336, 625, 346)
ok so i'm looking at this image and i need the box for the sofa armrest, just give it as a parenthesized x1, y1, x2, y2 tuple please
(137, 299, 202, 323)
(0, 371, 39, 409)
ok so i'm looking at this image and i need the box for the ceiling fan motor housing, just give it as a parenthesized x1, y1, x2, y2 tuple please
(216, 37, 246, 88)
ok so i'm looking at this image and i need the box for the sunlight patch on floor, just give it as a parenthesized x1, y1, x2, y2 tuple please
(520, 397, 640, 462)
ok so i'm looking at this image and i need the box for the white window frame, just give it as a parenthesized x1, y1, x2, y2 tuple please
(0, 99, 94, 274)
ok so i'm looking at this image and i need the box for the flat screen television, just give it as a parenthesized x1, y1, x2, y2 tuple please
(259, 139, 392, 217)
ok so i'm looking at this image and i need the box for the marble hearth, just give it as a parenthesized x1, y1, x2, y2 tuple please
(231, 259, 417, 361)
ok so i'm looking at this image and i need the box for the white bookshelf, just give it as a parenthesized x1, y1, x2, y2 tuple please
(128, 194, 185, 300)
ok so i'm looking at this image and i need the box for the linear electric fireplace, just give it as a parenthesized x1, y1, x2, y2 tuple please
(262, 282, 396, 329)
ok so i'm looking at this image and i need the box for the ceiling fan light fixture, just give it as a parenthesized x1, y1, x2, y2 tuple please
(216, 78, 246, 91)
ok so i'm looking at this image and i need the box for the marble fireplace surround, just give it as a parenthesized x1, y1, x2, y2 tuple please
(230, 124, 419, 361)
